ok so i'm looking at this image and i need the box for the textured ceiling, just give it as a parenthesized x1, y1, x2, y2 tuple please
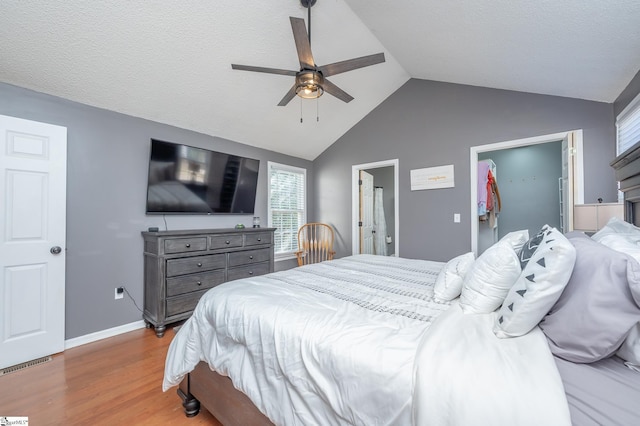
(1, 1, 639, 160)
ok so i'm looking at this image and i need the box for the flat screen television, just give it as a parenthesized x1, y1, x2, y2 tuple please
(145, 139, 260, 214)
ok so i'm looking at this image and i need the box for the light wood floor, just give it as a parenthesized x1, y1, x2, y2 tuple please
(0, 327, 222, 425)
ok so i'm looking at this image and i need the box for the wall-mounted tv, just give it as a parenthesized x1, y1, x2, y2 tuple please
(145, 139, 260, 215)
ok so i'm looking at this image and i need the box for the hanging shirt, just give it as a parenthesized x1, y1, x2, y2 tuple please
(478, 161, 491, 216)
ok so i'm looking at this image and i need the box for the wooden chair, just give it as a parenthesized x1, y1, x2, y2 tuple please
(295, 223, 336, 266)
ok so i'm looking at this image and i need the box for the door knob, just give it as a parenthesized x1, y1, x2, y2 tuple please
(50, 246, 62, 255)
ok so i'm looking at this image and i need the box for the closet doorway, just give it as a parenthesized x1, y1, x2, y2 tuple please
(351, 159, 399, 256)
(470, 130, 584, 255)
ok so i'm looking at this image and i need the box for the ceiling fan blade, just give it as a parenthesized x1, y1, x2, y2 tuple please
(323, 79, 354, 103)
(319, 52, 385, 77)
(278, 84, 298, 106)
(290, 17, 315, 69)
(231, 64, 297, 76)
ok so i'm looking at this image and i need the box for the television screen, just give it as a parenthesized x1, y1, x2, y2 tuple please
(145, 139, 260, 214)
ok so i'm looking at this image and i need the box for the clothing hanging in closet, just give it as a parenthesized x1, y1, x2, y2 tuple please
(478, 160, 501, 226)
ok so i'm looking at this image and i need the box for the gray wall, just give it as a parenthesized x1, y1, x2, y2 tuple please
(479, 142, 562, 240)
(0, 82, 312, 339)
(313, 78, 616, 262)
(366, 166, 395, 255)
(614, 69, 640, 118)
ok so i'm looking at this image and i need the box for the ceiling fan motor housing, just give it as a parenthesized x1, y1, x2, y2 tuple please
(295, 69, 324, 99)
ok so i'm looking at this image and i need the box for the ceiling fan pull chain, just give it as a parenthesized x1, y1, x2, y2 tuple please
(316, 97, 320, 122)
(300, 97, 304, 123)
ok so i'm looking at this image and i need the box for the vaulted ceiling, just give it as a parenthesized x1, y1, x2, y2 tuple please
(1, 1, 639, 160)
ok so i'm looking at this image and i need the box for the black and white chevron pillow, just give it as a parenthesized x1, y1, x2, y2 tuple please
(518, 226, 549, 269)
(494, 225, 576, 338)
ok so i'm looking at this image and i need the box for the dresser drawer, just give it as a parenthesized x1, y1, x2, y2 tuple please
(166, 270, 226, 297)
(209, 234, 243, 250)
(164, 237, 207, 254)
(245, 232, 272, 246)
(228, 248, 271, 267)
(227, 262, 270, 281)
(166, 289, 208, 317)
(166, 254, 226, 277)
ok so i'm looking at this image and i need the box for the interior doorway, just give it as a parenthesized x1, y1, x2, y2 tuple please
(0, 114, 67, 369)
(470, 130, 584, 255)
(352, 159, 399, 256)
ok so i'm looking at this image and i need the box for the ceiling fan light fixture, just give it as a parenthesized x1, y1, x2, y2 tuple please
(295, 70, 324, 99)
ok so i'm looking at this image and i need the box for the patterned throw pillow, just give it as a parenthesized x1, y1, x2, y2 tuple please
(494, 225, 576, 338)
(518, 226, 547, 269)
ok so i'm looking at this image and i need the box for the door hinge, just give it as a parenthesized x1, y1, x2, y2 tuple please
(358, 221, 362, 227)
(358, 179, 362, 185)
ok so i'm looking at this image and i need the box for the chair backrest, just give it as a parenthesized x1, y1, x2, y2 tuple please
(297, 223, 335, 266)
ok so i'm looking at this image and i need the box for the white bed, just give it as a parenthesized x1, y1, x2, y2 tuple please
(163, 254, 571, 425)
(162, 141, 640, 425)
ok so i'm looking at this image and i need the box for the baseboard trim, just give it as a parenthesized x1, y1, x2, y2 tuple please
(64, 320, 147, 350)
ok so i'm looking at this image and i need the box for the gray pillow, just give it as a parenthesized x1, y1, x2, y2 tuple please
(539, 233, 640, 363)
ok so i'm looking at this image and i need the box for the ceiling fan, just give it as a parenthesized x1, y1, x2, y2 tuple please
(231, 0, 385, 106)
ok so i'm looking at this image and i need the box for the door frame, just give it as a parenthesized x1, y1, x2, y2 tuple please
(470, 130, 584, 255)
(352, 159, 399, 256)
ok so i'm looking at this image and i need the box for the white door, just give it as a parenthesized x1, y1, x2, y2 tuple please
(0, 114, 67, 369)
(561, 133, 575, 233)
(359, 170, 374, 254)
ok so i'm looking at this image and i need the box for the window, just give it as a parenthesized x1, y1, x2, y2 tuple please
(617, 92, 640, 156)
(616, 93, 640, 202)
(268, 162, 306, 259)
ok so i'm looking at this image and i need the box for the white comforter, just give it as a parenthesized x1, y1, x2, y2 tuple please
(413, 300, 571, 425)
(163, 255, 570, 426)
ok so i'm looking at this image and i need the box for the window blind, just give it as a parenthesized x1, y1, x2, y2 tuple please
(617, 94, 640, 155)
(268, 163, 306, 256)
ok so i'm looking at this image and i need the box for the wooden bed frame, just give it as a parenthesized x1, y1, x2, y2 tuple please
(175, 141, 640, 425)
(178, 362, 273, 425)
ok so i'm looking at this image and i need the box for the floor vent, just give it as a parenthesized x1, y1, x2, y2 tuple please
(0, 356, 52, 376)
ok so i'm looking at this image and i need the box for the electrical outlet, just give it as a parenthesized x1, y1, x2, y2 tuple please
(454, 213, 461, 223)
(115, 286, 124, 300)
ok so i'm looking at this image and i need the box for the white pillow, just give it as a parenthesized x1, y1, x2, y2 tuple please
(617, 322, 640, 371)
(595, 234, 640, 265)
(594, 218, 640, 364)
(434, 252, 475, 301)
(494, 226, 576, 338)
(459, 241, 521, 314)
(592, 216, 640, 242)
(499, 229, 530, 253)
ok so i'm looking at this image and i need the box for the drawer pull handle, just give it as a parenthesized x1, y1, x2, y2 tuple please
(185, 243, 191, 248)
(249, 271, 254, 275)
(257, 238, 261, 242)
(225, 240, 230, 244)
(197, 262, 202, 267)
(197, 281, 202, 286)
(249, 255, 254, 260)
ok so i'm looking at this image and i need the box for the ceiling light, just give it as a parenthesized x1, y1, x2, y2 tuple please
(295, 70, 324, 99)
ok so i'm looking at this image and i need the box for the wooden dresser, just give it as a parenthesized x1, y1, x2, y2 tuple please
(141, 227, 275, 337)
